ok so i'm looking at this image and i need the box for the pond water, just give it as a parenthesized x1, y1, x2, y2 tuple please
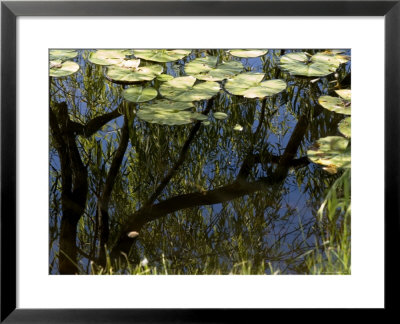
(49, 49, 351, 274)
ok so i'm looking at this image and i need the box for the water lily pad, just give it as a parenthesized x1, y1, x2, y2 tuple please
(185, 56, 243, 81)
(338, 117, 351, 138)
(307, 136, 351, 174)
(318, 95, 351, 115)
(141, 99, 194, 111)
(123, 86, 157, 103)
(312, 51, 349, 67)
(88, 49, 133, 66)
(133, 49, 192, 62)
(139, 99, 195, 123)
(159, 76, 220, 102)
(280, 52, 341, 77)
(322, 49, 347, 55)
(156, 74, 174, 82)
(193, 113, 209, 121)
(50, 50, 78, 61)
(335, 89, 351, 101)
(49, 60, 79, 77)
(135, 108, 208, 126)
(213, 112, 228, 120)
(228, 49, 268, 58)
(137, 110, 188, 125)
(105, 62, 163, 84)
(137, 108, 206, 126)
(224, 73, 286, 98)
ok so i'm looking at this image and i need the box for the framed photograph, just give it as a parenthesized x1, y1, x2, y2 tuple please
(1, 0, 398, 321)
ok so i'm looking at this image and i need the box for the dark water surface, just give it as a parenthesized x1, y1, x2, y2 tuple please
(49, 49, 351, 274)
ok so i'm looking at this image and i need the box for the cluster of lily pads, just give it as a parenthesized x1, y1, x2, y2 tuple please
(82, 49, 290, 126)
(87, 50, 203, 125)
(49, 49, 349, 129)
(307, 89, 351, 174)
(49, 50, 80, 77)
(279, 50, 349, 77)
(88, 49, 167, 84)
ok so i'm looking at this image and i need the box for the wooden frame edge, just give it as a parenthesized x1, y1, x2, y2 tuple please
(1, 0, 398, 322)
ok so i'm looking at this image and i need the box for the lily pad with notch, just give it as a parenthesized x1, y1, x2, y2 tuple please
(185, 56, 243, 81)
(105, 60, 163, 84)
(88, 49, 133, 66)
(280, 51, 346, 77)
(50, 50, 78, 61)
(133, 49, 192, 63)
(307, 136, 351, 174)
(318, 90, 351, 115)
(50, 60, 80, 77)
(312, 51, 350, 67)
(224, 73, 286, 99)
(123, 86, 158, 103)
(159, 76, 220, 102)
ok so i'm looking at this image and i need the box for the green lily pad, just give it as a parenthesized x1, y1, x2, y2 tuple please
(318, 95, 351, 115)
(49, 60, 79, 77)
(123, 86, 158, 103)
(335, 89, 351, 101)
(137, 98, 208, 125)
(312, 51, 349, 67)
(141, 99, 194, 111)
(105, 61, 163, 84)
(156, 74, 174, 82)
(307, 136, 351, 174)
(228, 49, 268, 58)
(338, 117, 351, 138)
(213, 112, 228, 120)
(50, 50, 78, 61)
(133, 49, 192, 62)
(159, 76, 220, 102)
(88, 49, 133, 66)
(224, 73, 286, 98)
(193, 113, 209, 121)
(280, 52, 341, 77)
(322, 49, 347, 55)
(185, 56, 243, 81)
(137, 108, 207, 126)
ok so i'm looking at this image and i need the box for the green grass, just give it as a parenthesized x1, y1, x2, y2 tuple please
(68, 170, 351, 276)
(88, 252, 274, 275)
(303, 169, 351, 275)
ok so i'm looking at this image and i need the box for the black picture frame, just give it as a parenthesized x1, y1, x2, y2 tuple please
(1, 0, 398, 322)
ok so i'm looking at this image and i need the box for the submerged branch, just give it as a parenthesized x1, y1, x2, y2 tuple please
(98, 114, 130, 264)
(111, 106, 314, 259)
(50, 101, 89, 274)
(70, 105, 122, 138)
(144, 98, 214, 207)
(49, 105, 72, 195)
(111, 177, 277, 258)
